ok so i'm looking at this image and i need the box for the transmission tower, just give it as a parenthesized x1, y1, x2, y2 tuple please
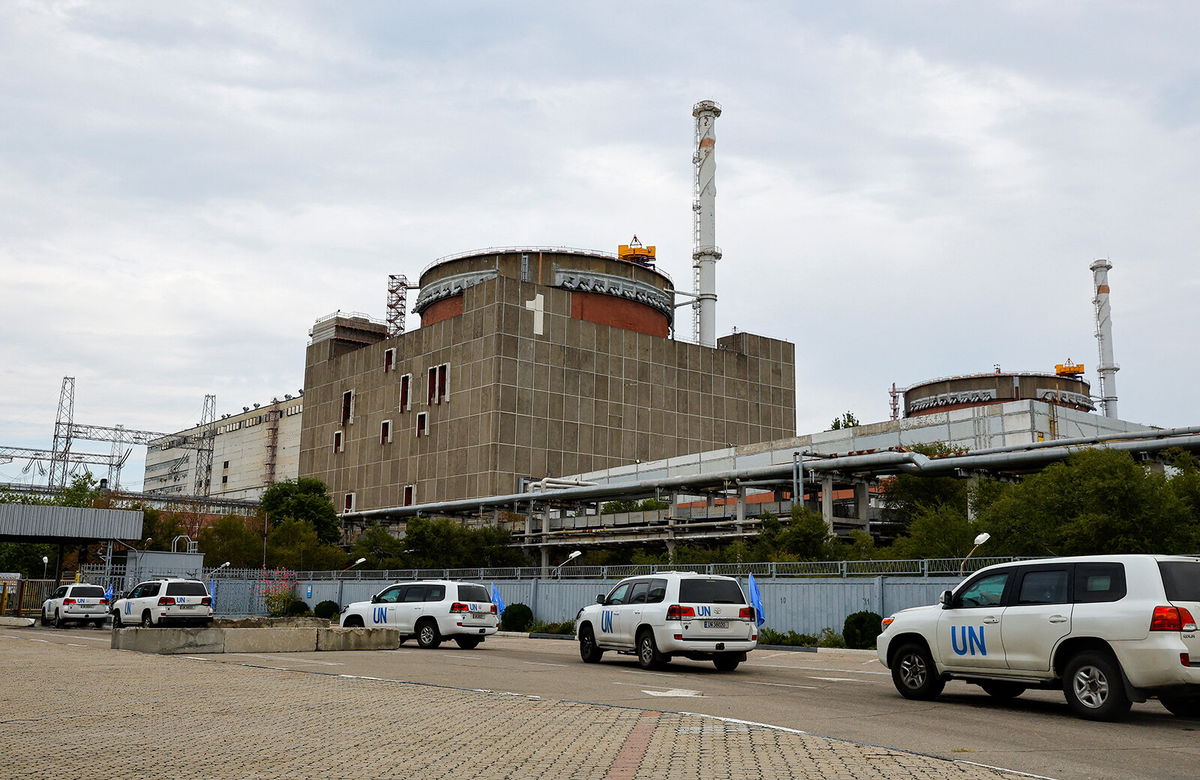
(48, 377, 76, 488)
(193, 394, 217, 496)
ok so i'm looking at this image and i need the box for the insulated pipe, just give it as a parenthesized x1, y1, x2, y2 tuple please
(965, 425, 1200, 457)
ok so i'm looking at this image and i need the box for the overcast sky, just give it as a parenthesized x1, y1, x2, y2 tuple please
(2, 1, 1198, 490)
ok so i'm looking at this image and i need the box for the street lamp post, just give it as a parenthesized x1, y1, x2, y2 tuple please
(959, 533, 992, 577)
(42, 556, 48, 579)
(551, 550, 582, 579)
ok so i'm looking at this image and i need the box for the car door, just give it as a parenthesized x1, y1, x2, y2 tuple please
(1002, 565, 1073, 672)
(46, 586, 67, 617)
(395, 584, 429, 633)
(936, 570, 1012, 671)
(595, 582, 632, 648)
(622, 580, 652, 641)
(371, 585, 404, 627)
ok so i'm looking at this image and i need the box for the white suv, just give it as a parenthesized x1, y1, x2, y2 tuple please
(339, 580, 498, 649)
(41, 583, 110, 628)
(111, 579, 214, 628)
(575, 572, 757, 672)
(877, 554, 1200, 720)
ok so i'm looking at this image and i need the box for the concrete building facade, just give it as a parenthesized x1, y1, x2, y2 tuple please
(300, 247, 796, 513)
(143, 398, 303, 501)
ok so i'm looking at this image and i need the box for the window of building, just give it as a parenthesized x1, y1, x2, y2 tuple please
(403, 484, 414, 506)
(333, 430, 344, 452)
(341, 390, 355, 425)
(416, 412, 429, 437)
(399, 373, 412, 412)
(222, 461, 229, 469)
(384, 348, 396, 373)
(427, 364, 449, 404)
(380, 419, 392, 444)
(521, 253, 530, 282)
(344, 493, 356, 512)
(285, 404, 302, 416)
(221, 475, 228, 484)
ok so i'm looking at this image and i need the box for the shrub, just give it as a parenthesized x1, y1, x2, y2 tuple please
(283, 597, 311, 616)
(529, 620, 575, 635)
(313, 600, 340, 620)
(816, 627, 846, 648)
(843, 610, 884, 649)
(500, 603, 533, 631)
(757, 627, 820, 647)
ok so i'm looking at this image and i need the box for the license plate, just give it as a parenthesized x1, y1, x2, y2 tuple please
(177, 604, 197, 609)
(471, 612, 488, 619)
(703, 620, 728, 629)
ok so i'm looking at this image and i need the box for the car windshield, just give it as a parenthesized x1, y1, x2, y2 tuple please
(1159, 561, 1200, 602)
(165, 582, 209, 596)
(457, 585, 490, 602)
(679, 579, 745, 604)
(72, 586, 105, 597)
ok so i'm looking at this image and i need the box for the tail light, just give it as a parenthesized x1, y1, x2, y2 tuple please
(157, 597, 176, 606)
(63, 598, 77, 605)
(1151, 606, 1197, 632)
(100, 598, 109, 605)
(739, 607, 755, 621)
(1183, 653, 1192, 667)
(666, 605, 696, 621)
(449, 602, 469, 613)
(201, 597, 212, 606)
(489, 604, 498, 614)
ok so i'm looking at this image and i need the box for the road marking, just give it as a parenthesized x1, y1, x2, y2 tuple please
(233, 654, 343, 666)
(746, 681, 818, 690)
(643, 688, 703, 698)
(522, 661, 568, 668)
(441, 654, 483, 660)
(809, 676, 865, 683)
(751, 663, 888, 676)
(616, 669, 676, 679)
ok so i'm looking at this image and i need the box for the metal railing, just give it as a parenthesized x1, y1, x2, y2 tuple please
(276, 556, 1040, 582)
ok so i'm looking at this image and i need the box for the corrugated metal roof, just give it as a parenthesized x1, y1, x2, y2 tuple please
(0, 504, 143, 541)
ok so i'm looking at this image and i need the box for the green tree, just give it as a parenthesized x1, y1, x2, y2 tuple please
(260, 478, 340, 544)
(777, 505, 831, 559)
(57, 473, 101, 508)
(400, 517, 529, 568)
(267, 519, 347, 571)
(829, 411, 860, 430)
(352, 525, 409, 569)
(880, 442, 971, 529)
(197, 514, 262, 568)
(886, 504, 978, 560)
(979, 449, 1197, 556)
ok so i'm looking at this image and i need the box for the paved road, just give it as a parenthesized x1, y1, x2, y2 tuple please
(10, 626, 1200, 779)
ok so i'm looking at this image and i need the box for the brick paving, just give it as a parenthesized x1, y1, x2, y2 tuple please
(0, 635, 1032, 779)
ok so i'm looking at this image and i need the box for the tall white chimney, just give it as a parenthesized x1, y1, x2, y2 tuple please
(1091, 258, 1119, 419)
(692, 100, 722, 347)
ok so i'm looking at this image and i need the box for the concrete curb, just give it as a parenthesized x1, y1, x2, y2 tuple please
(0, 616, 35, 627)
(112, 626, 400, 654)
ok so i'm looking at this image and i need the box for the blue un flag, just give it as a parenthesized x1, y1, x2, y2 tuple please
(747, 572, 766, 628)
(490, 583, 506, 614)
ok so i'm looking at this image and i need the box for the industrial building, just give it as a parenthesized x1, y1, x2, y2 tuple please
(143, 396, 303, 500)
(299, 249, 795, 512)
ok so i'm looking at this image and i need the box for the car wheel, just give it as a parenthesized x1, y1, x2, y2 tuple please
(454, 636, 481, 650)
(111, 611, 122, 628)
(980, 681, 1026, 700)
(416, 619, 441, 649)
(92, 619, 105, 629)
(578, 626, 604, 663)
(1063, 651, 1131, 721)
(636, 629, 665, 670)
(140, 611, 154, 629)
(1159, 694, 1200, 719)
(891, 642, 945, 700)
(40, 609, 50, 626)
(342, 615, 364, 628)
(53, 609, 64, 629)
(713, 655, 740, 672)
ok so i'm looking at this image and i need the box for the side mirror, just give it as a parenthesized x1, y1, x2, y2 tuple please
(938, 590, 954, 609)
(597, 594, 606, 604)
(371, 594, 381, 604)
